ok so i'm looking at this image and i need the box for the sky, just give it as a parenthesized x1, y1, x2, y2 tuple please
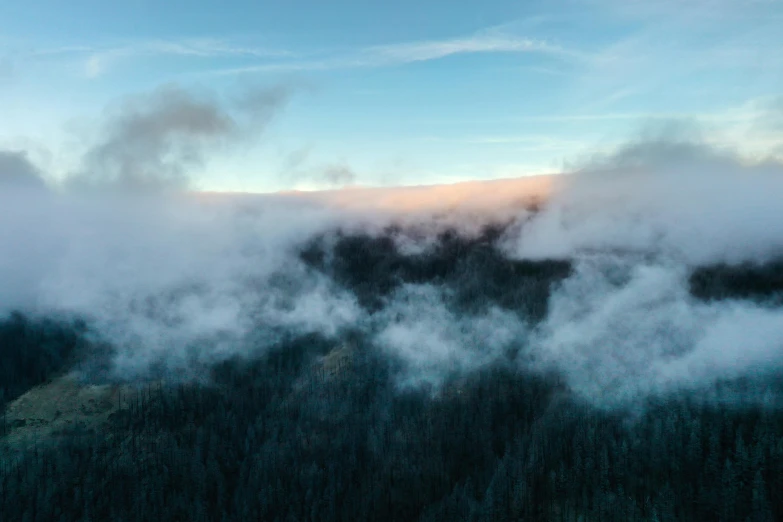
(1, 0, 782, 192)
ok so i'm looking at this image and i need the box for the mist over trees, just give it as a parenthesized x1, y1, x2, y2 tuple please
(299, 226, 572, 319)
(2, 228, 783, 521)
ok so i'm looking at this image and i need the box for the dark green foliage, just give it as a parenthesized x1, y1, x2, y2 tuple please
(2, 334, 782, 522)
(0, 312, 88, 407)
(690, 260, 783, 303)
(300, 227, 572, 319)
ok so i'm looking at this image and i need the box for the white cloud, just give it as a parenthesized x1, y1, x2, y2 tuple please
(212, 30, 575, 76)
(5, 120, 783, 405)
(25, 30, 565, 79)
(27, 38, 292, 78)
(564, 0, 783, 113)
(368, 34, 563, 64)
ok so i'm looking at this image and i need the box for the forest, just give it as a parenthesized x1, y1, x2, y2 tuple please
(1, 228, 783, 522)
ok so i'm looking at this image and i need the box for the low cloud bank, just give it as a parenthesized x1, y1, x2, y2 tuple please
(2, 91, 783, 407)
(509, 139, 783, 265)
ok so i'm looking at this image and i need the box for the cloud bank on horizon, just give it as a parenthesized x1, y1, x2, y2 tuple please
(2, 92, 783, 407)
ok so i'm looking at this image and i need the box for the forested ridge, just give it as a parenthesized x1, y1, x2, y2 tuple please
(2, 231, 783, 521)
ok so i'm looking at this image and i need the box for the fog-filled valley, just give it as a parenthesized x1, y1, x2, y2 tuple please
(2, 133, 783, 521)
(2, 86, 783, 520)
(6, 0, 783, 517)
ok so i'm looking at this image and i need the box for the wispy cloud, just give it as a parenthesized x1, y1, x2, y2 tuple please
(368, 34, 563, 63)
(211, 31, 576, 76)
(19, 27, 579, 79)
(566, 0, 783, 112)
(29, 38, 293, 78)
(92, 39, 296, 77)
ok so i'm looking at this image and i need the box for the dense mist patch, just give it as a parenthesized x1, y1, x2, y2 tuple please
(3, 119, 783, 406)
(4, 80, 783, 519)
(3, 124, 783, 519)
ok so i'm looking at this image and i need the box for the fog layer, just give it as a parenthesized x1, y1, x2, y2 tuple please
(2, 94, 783, 406)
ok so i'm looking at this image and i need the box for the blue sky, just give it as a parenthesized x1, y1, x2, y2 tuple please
(1, 0, 782, 192)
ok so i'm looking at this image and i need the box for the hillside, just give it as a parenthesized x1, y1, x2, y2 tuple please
(1, 227, 783, 521)
(1, 374, 133, 459)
